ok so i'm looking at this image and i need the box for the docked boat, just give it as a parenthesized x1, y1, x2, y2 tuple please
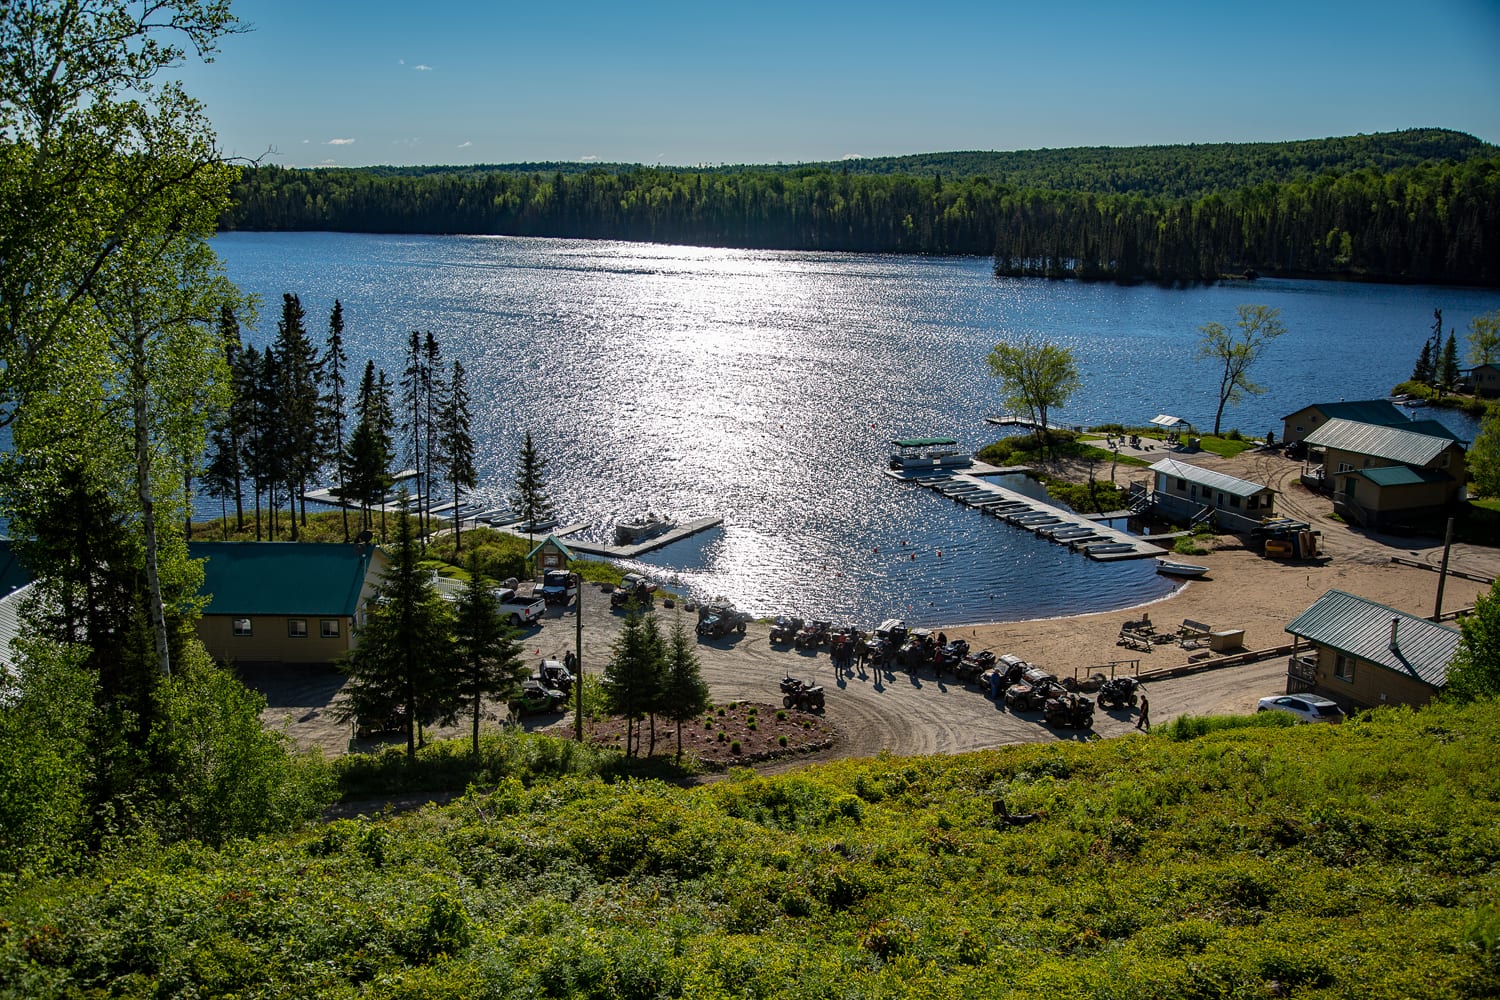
(889, 437, 972, 473)
(1155, 560, 1210, 578)
(615, 513, 676, 545)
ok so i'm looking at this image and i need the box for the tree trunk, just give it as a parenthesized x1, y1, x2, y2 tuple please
(472, 690, 481, 755)
(131, 324, 172, 678)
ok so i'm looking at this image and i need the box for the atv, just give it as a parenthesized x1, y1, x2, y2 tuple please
(780, 676, 825, 711)
(1096, 676, 1142, 711)
(769, 615, 804, 644)
(1044, 691, 1095, 729)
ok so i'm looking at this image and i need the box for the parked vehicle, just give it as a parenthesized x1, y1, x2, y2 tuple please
(937, 639, 970, 672)
(900, 628, 935, 669)
(610, 572, 658, 609)
(511, 678, 566, 714)
(769, 615, 804, 644)
(537, 658, 574, 695)
(1044, 691, 1095, 728)
(1005, 666, 1062, 711)
(795, 619, 831, 648)
(1257, 694, 1345, 723)
(956, 649, 996, 683)
(540, 570, 579, 605)
(980, 654, 1028, 695)
(1096, 676, 1141, 709)
(780, 676, 825, 711)
(873, 618, 909, 649)
(494, 587, 546, 628)
(697, 598, 751, 638)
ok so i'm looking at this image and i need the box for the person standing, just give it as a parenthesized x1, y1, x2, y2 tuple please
(1135, 694, 1151, 731)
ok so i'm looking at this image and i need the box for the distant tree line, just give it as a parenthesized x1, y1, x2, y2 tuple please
(223, 155, 1500, 286)
(298, 128, 1491, 199)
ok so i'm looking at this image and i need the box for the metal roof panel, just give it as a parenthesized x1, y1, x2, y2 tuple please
(1285, 589, 1460, 688)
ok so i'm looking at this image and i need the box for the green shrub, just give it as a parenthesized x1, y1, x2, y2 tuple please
(1174, 537, 1210, 556)
(1162, 711, 1297, 741)
(776, 710, 787, 721)
(778, 736, 789, 748)
(730, 741, 742, 754)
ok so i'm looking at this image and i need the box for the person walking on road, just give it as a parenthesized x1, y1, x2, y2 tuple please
(1135, 694, 1150, 731)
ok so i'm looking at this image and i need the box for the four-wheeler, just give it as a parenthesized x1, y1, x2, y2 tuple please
(540, 570, 579, 605)
(510, 678, 567, 715)
(610, 572, 658, 609)
(769, 615, 804, 644)
(780, 675, 826, 711)
(697, 598, 751, 638)
(873, 618, 909, 650)
(536, 658, 574, 696)
(956, 649, 996, 683)
(1005, 666, 1064, 711)
(795, 619, 831, 648)
(937, 639, 970, 673)
(900, 628, 935, 668)
(1096, 676, 1142, 710)
(981, 654, 1030, 696)
(1044, 691, 1095, 729)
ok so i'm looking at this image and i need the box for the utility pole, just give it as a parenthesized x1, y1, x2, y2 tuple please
(574, 573, 584, 741)
(1434, 517, 1455, 620)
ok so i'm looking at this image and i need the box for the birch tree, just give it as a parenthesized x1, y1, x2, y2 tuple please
(1196, 304, 1287, 436)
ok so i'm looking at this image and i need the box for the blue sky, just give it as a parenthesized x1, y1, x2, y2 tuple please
(176, 0, 1500, 168)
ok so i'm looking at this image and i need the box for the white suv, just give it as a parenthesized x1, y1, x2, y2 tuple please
(1257, 694, 1345, 724)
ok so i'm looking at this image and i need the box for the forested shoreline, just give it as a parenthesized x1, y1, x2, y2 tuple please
(223, 131, 1500, 286)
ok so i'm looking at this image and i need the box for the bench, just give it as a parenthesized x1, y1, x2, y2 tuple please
(1177, 619, 1213, 649)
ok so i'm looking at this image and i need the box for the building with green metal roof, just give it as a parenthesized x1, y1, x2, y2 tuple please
(1300, 418, 1467, 528)
(190, 542, 389, 666)
(1280, 400, 1411, 445)
(1285, 589, 1460, 708)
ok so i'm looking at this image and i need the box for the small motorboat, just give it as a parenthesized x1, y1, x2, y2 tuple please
(1156, 560, 1210, 578)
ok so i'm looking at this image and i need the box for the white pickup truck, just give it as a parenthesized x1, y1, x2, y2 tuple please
(494, 587, 546, 628)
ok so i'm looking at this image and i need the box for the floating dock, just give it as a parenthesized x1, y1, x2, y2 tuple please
(555, 517, 724, 560)
(890, 466, 1164, 561)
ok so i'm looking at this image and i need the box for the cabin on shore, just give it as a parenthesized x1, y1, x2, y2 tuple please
(1299, 418, 1466, 528)
(1461, 363, 1500, 398)
(1284, 589, 1459, 709)
(192, 541, 388, 667)
(1144, 458, 1275, 531)
(1279, 399, 1409, 447)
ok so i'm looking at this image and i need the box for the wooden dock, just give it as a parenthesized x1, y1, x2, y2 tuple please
(556, 517, 724, 560)
(895, 468, 1165, 561)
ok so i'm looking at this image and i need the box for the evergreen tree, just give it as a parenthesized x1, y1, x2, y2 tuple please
(334, 508, 456, 761)
(1412, 340, 1435, 386)
(273, 293, 321, 536)
(602, 608, 663, 757)
(422, 331, 444, 538)
(513, 430, 554, 565)
(218, 304, 247, 531)
(437, 359, 477, 551)
(1438, 331, 1460, 394)
(660, 616, 710, 760)
(451, 551, 525, 753)
(322, 299, 351, 541)
(343, 361, 395, 533)
(399, 331, 427, 537)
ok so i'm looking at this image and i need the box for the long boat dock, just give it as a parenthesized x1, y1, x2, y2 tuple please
(554, 517, 724, 560)
(889, 466, 1164, 561)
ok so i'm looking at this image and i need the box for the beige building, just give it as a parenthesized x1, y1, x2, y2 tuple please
(192, 542, 389, 666)
(1301, 418, 1466, 528)
(1145, 458, 1275, 532)
(1285, 589, 1459, 709)
(1280, 399, 1409, 446)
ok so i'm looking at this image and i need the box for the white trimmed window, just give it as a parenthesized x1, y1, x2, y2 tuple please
(232, 618, 252, 637)
(287, 618, 308, 639)
(321, 619, 341, 639)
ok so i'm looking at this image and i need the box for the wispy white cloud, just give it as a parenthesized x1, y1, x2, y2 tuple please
(398, 58, 405, 66)
(580, 154, 599, 162)
(841, 152, 863, 160)
(413, 63, 432, 71)
(327, 137, 355, 146)
(457, 140, 472, 149)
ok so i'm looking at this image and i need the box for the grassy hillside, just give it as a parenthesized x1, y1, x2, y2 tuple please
(3, 702, 1498, 998)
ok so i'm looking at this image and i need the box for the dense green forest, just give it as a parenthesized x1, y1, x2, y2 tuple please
(4, 701, 1498, 998)
(223, 130, 1500, 286)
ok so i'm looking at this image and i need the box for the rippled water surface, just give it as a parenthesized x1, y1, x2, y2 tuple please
(214, 233, 1500, 625)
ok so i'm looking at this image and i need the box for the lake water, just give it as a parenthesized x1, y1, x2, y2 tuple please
(213, 232, 1500, 626)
